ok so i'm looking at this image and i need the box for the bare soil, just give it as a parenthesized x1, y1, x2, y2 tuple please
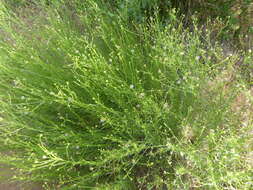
(0, 164, 43, 190)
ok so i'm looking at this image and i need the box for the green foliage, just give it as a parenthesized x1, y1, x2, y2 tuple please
(0, 0, 252, 189)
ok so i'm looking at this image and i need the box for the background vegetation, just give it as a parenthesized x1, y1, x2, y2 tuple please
(0, 0, 252, 189)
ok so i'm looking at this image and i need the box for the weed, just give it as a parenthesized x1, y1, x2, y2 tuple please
(0, 1, 252, 189)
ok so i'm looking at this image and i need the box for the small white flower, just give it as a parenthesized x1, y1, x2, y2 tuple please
(139, 93, 145, 98)
(163, 103, 169, 109)
(21, 96, 25, 100)
(195, 56, 200, 61)
(136, 104, 141, 108)
(100, 118, 106, 123)
(42, 155, 47, 159)
(76, 146, 80, 149)
(130, 84, 134, 89)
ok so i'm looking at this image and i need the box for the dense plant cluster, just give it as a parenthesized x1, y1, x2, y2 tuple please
(0, 0, 252, 189)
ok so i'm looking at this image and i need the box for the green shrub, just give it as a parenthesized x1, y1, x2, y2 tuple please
(0, 1, 252, 189)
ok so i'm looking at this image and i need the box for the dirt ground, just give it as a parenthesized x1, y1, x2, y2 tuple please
(0, 165, 43, 190)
